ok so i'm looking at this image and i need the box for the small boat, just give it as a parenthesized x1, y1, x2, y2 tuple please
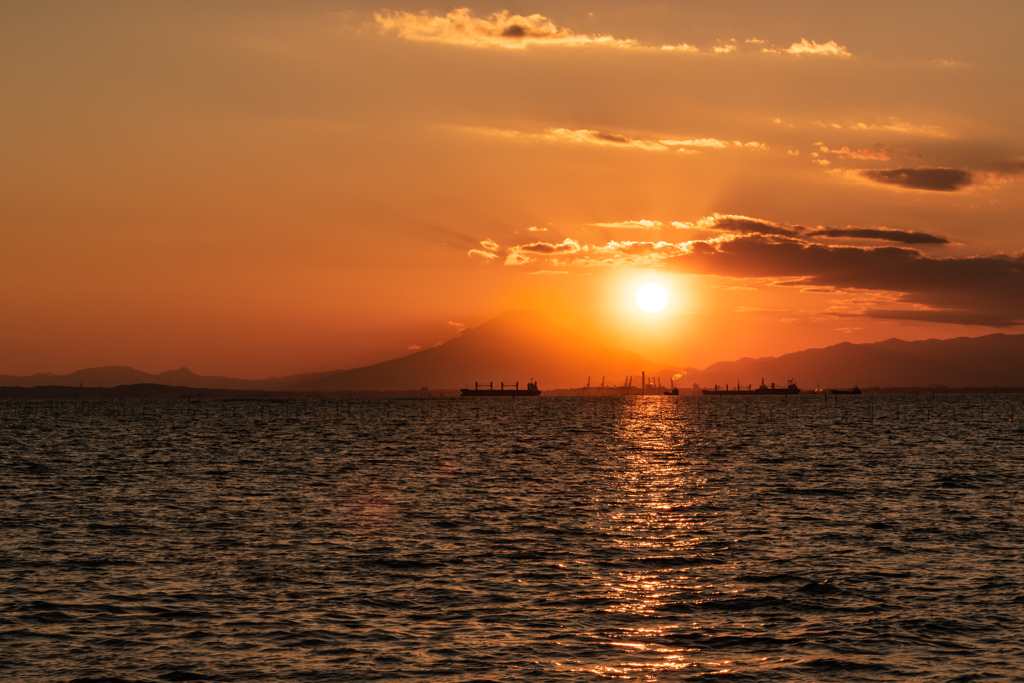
(461, 381, 540, 397)
(830, 386, 862, 395)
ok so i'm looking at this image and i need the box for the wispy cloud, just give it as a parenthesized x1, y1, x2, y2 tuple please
(470, 126, 767, 154)
(778, 117, 954, 139)
(852, 119, 954, 138)
(376, 9, 853, 60)
(626, 213, 950, 245)
(375, 8, 637, 49)
(805, 227, 950, 245)
(763, 38, 852, 57)
(683, 214, 803, 237)
(589, 220, 662, 229)
(816, 144, 892, 161)
(504, 238, 691, 267)
(505, 238, 582, 265)
(468, 237, 501, 260)
(860, 167, 973, 192)
(549, 128, 668, 151)
(660, 43, 699, 53)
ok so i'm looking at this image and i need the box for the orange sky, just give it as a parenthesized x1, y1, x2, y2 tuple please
(2, 1, 1023, 377)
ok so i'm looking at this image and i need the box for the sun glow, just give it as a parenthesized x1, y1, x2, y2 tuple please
(635, 282, 669, 313)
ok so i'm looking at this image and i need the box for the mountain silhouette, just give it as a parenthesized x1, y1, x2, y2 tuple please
(0, 365, 271, 390)
(679, 333, 1024, 390)
(4, 315, 1024, 392)
(288, 309, 656, 391)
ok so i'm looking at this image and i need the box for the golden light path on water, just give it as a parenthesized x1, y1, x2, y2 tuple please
(572, 398, 736, 678)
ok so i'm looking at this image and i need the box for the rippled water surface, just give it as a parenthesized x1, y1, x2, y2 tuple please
(2, 395, 1024, 682)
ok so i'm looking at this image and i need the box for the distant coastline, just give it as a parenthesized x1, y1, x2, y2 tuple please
(3, 383, 1024, 400)
(3, 317, 1024, 397)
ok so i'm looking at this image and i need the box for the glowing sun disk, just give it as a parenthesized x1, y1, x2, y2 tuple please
(636, 282, 668, 312)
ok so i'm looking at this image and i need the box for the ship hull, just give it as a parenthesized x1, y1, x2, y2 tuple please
(460, 389, 541, 397)
(701, 388, 800, 396)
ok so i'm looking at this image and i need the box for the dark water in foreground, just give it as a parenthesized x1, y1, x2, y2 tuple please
(2, 395, 1023, 682)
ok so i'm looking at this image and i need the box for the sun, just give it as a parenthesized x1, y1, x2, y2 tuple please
(635, 282, 669, 313)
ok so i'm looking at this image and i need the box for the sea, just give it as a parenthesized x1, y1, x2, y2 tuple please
(2, 394, 1023, 682)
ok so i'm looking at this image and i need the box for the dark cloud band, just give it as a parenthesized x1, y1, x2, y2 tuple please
(861, 167, 973, 192)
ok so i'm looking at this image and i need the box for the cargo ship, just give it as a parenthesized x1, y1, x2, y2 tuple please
(461, 381, 541, 397)
(701, 378, 800, 396)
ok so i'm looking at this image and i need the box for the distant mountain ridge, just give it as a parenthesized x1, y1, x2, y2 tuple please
(0, 366, 274, 390)
(3, 313, 1024, 391)
(286, 309, 655, 391)
(0, 311, 657, 392)
(677, 333, 1024, 390)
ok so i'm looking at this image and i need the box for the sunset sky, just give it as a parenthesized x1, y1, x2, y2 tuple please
(3, 1, 1023, 378)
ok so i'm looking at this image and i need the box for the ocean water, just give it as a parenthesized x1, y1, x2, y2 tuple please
(2, 394, 1023, 682)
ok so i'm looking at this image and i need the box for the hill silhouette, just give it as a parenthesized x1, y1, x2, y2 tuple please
(4, 314, 1024, 392)
(678, 333, 1024, 390)
(0, 366, 273, 390)
(286, 310, 656, 391)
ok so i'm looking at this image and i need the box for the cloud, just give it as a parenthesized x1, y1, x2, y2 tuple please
(675, 213, 949, 245)
(786, 118, 953, 138)
(407, 343, 422, 350)
(660, 43, 699, 53)
(806, 227, 950, 245)
(818, 144, 892, 161)
(375, 8, 637, 49)
(448, 321, 467, 332)
(763, 38, 852, 57)
(376, 13, 857, 61)
(505, 238, 582, 265)
(860, 167, 973, 192)
(526, 226, 548, 232)
(545, 128, 669, 151)
(504, 237, 686, 266)
(468, 237, 501, 260)
(705, 214, 801, 237)
(862, 308, 1022, 327)
(853, 119, 953, 138)
(661, 138, 768, 151)
(376, 13, 857, 62)
(589, 220, 662, 229)
(470, 126, 767, 154)
(495, 215, 1024, 326)
(676, 213, 801, 237)
(691, 235, 1023, 325)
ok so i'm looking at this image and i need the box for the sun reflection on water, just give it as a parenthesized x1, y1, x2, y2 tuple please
(574, 397, 738, 677)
